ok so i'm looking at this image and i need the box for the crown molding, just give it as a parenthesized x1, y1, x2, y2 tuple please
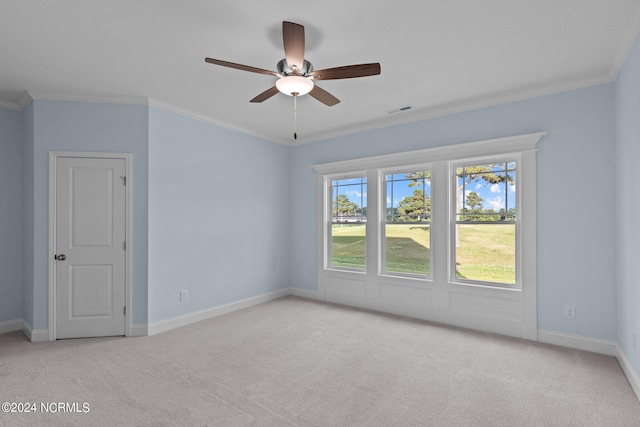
(299, 73, 614, 145)
(18, 91, 33, 109)
(26, 91, 149, 106)
(0, 99, 21, 111)
(0, 91, 34, 110)
(1, 91, 147, 111)
(147, 98, 285, 145)
(0, 90, 31, 110)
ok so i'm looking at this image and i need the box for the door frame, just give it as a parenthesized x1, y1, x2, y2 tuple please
(48, 151, 132, 341)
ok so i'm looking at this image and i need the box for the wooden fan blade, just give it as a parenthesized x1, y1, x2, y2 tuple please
(309, 85, 340, 106)
(250, 86, 280, 103)
(310, 63, 381, 80)
(282, 21, 305, 71)
(205, 58, 279, 77)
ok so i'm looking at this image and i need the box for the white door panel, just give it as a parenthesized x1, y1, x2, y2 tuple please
(55, 157, 126, 339)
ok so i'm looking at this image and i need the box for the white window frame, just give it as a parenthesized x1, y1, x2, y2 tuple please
(449, 155, 520, 288)
(325, 172, 369, 273)
(313, 132, 544, 340)
(380, 164, 433, 280)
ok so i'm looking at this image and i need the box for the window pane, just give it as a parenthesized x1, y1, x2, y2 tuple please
(386, 224, 430, 275)
(331, 223, 366, 269)
(454, 162, 516, 285)
(509, 170, 517, 216)
(455, 224, 515, 284)
(456, 163, 515, 222)
(331, 177, 367, 270)
(384, 171, 431, 276)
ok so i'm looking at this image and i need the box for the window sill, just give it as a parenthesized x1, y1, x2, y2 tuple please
(325, 268, 367, 276)
(448, 279, 522, 293)
(380, 272, 432, 281)
(378, 274, 434, 290)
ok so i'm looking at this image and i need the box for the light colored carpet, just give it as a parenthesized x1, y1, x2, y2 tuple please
(1, 296, 639, 426)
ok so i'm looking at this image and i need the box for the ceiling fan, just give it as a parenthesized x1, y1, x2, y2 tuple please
(204, 21, 381, 138)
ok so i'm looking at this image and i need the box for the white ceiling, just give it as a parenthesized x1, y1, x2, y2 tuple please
(1, 1, 639, 145)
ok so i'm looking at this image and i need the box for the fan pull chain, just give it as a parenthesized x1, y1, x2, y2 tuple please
(293, 93, 298, 140)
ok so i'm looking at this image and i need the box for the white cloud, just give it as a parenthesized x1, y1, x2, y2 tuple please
(490, 184, 500, 193)
(485, 197, 504, 211)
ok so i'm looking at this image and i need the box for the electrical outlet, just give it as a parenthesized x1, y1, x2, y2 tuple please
(564, 305, 576, 319)
(180, 290, 188, 302)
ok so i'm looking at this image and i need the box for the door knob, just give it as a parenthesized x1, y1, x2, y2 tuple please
(55, 254, 66, 261)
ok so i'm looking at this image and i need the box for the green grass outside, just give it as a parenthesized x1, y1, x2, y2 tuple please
(331, 223, 515, 284)
(330, 224, 366, 269)
(455, 224, 515, 284)
(385, 225, 430, 275)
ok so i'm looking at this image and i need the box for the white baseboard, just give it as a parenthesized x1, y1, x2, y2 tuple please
(616, 345, 640, 402)
(147, 288, 291, 336)
(21, 320, 49, 343)
(537, 330, 617, 356)
(0, 318, 23, 334)
(3, 288, 313, 341)
(30, 330, 49, 342)
(129, 324, 148, 337)
(289, 287, 319, 300)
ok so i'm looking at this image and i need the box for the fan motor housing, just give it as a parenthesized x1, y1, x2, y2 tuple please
(277, 59, 313, 76)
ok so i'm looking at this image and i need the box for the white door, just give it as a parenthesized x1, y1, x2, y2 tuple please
(55, 157, 127, 339)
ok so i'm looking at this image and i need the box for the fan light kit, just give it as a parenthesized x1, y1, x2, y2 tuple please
(205, 21, 381, 140)
(276, 75, 314, 96)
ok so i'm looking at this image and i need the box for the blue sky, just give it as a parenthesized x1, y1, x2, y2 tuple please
(456, 163, 516, 212)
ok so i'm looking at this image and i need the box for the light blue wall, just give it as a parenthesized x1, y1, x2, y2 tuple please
(15, 100, 292, 331)
(27, 100, 150, 327)
(1, 69, 628, 346)
(147, 108, 291, 323)
(0, 107, 24, 323)
(615, 33, 640, 374)
(291, 83, 617, 341)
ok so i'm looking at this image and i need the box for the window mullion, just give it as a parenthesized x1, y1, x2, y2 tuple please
(430, 162, 450, 285)
(365, 170, 379, 279)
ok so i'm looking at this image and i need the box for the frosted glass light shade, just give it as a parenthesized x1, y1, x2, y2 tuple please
(276, 75, 314, 96)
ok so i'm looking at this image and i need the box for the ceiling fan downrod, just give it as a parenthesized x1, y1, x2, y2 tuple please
(293, 92, 299, 140)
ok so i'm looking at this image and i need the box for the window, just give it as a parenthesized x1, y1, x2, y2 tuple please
(314, 132, 543, 340)
(330, 176, 367, 270)
(453, 161, 517, 285)
(384, 170, 431, 276)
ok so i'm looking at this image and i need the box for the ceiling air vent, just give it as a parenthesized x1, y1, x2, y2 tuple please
(388, 105, 413, 114)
